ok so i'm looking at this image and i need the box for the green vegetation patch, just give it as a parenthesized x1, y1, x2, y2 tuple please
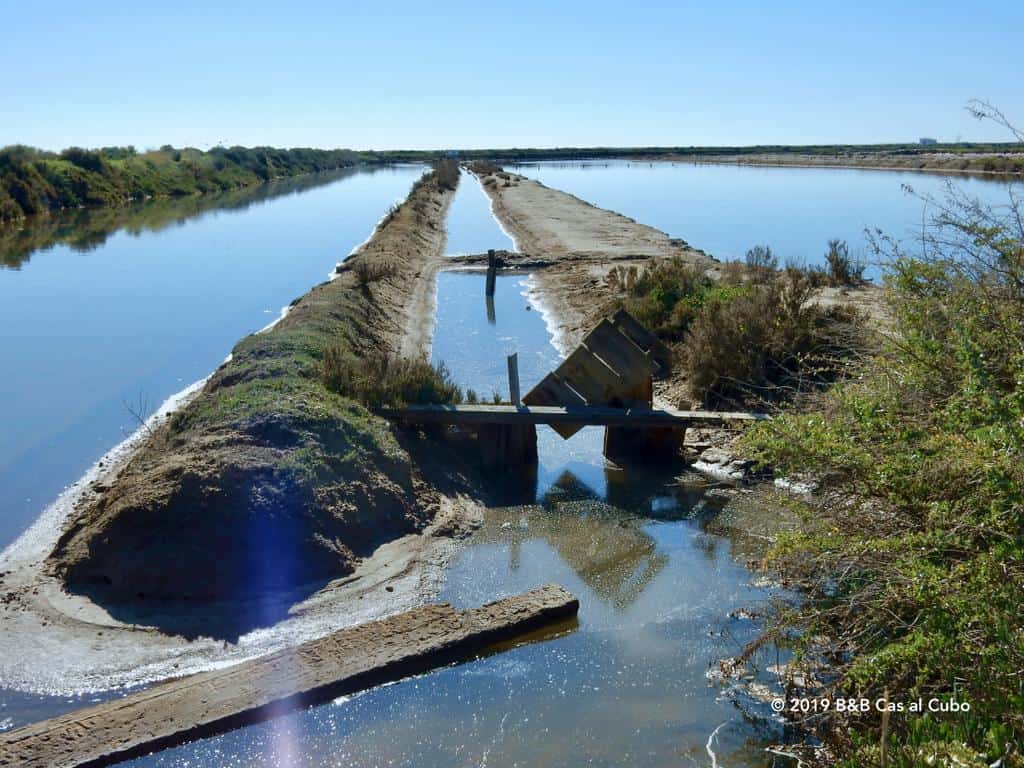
(743, 183, 1024, 765)
(0, 143, 364, 223)
(609, 254, 864, 407)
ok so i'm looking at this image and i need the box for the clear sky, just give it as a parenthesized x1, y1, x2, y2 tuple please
(2, 0, 1021, 151)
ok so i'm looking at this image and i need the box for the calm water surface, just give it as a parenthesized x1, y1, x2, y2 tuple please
(0, 165, 425, 550)
(444, 169, 515, 255)
(510, 160, 1014, 278)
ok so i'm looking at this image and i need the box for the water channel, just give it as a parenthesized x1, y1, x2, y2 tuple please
(3, 162, 1012, 763)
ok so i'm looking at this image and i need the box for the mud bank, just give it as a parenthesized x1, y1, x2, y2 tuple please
(0, 164, 483, 695)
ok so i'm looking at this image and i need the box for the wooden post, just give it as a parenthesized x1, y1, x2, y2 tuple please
(485, 295, 496, 324)
(603, 426, 681, 466)
(507, 352, 521, 405)
(485, 249, 497, 296)
(478, 423, 537, 474)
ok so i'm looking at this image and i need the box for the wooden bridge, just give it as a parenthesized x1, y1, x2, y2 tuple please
(390, 308, 767, 470)
(391, 403, 766, 428)
(390, 402, 766, 470)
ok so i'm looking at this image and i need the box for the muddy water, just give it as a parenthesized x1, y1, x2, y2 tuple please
(124, 265, 790, 767)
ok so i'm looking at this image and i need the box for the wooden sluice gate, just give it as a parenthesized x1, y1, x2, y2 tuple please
(390, 309, 766, 471)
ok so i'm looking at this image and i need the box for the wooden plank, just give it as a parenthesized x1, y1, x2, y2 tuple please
(523, 373, 587, 409)
(609, 308, 670, 370)
(507, 353, 521, 405)
(485, 249, 497, 296)
(389, 404, 769, 427)
(582, 319, 658, 386)
(0, 586, 579, 768)
(522, 372, 586, 438)
(558, 347, 621, 404)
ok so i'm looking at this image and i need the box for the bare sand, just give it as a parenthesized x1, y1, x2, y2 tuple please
(477, 172, 713, 354)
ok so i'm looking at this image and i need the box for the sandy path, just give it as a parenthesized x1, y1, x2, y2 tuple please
(477, 171, 713, 354)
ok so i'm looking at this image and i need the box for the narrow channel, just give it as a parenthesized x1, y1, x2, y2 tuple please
(120, 174, 792, 767)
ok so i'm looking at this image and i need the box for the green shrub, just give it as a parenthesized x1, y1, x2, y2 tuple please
(0, 143, 362, 221)
(683, 271, 862, 406)
(620, 257, 716, 339)
(59, 147, 106, 173)
(322, 349, 462, 408)
(743, 176, 1024, 764)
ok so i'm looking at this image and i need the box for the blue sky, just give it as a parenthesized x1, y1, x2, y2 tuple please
(2, 0, 1021, 151)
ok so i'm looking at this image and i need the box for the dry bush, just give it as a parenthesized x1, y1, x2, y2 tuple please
(683, 270, 865, 407)
(432, 159, 460, 191)
(744, 244, 778, 278)
(606, 264, 639, 293)
(466, 159, 502, 175)
(719, 259, 748, 285)
(352, 259, 397, 289)
(824, 238, 864, 285)
(322, 349, 462, 408)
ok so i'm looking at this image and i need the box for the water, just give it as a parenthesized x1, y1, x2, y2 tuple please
(443, 169, 515, 255)
(124, 259, 789, 768)
(509, 160, 1014, 279)
(0, 164, 425, 550)
(126, 509, 782, 767)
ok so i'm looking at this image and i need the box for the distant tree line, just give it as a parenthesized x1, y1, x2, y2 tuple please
(0, 144, 364, 223)
(6, 140, 1023, 225)
(372, 141, 1024, 163)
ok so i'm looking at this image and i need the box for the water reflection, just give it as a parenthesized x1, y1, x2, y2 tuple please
(0, 164, 426, 550)
(475, 501, 668, 613)
(0, 167, 379, 270)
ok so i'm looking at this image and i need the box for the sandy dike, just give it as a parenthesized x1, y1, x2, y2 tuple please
(473, 170, 713, 354)
(0, 170, 483, 697)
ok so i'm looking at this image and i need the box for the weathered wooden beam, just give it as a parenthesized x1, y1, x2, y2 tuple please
(0, 586, 579, 768)
(389, 404, 769, 427)
(485, 249, 497, 296)
(478, 423, 538, 473)
(521, 372, 587, 439)
(604, 425, 681, 465)
(507, 352, 521, 405)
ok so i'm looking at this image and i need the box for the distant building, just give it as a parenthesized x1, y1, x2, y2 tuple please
(919, 137, 938, 146)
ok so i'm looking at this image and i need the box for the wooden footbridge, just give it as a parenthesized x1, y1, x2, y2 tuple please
(391, 402, 766, 470)
(391, 404, 765, 428)
(389, 308, 767, 470)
